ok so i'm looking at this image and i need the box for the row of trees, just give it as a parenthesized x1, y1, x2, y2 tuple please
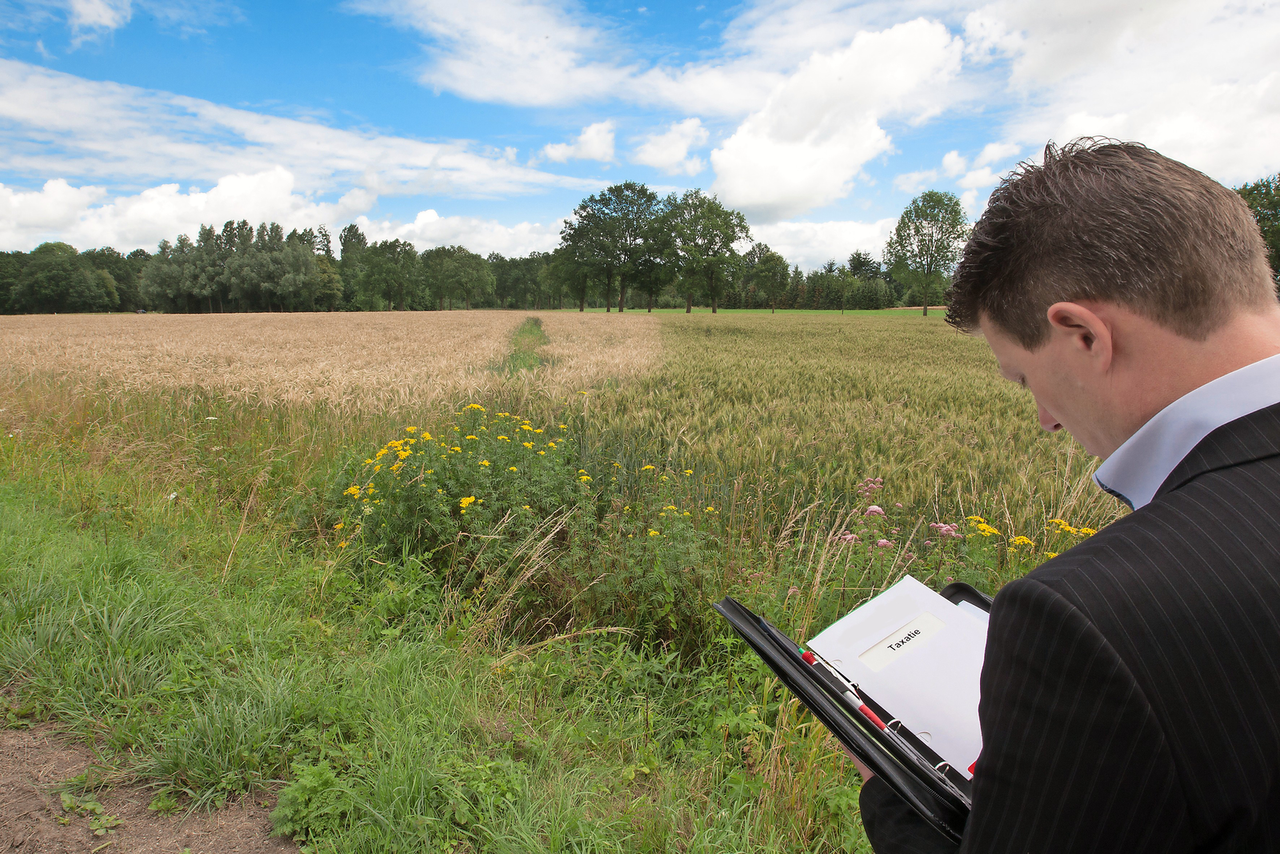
(6, 175, 1274, 315)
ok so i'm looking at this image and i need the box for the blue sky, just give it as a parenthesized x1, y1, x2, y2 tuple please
(1, 0, 1278, 268)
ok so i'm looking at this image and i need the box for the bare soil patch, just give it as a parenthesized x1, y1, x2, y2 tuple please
(0, 726, 294, 854)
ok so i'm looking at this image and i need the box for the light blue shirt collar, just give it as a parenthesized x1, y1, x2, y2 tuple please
(1093, 354, 1280, 510)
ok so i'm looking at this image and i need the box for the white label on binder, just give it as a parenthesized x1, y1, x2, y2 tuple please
(859, 612, 946, 671)
(808, 576, 987, 778)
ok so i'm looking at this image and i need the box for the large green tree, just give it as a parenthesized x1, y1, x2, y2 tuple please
(1237, 175, 1280, 292)
(10, 242, 118, 313)
(359, 239, 420, 311)
(668, 189, 750, 313)
(883, 190, 968, 316)
(0, 251, 30, 313)
(81, 247, 144, 312)
(561, 181, 660, 313)
(743, 243, 789, 313)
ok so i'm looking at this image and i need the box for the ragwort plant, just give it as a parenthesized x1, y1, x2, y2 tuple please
(331, 405, 722, 648)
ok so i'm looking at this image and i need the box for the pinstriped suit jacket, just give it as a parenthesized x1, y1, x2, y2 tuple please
(860, 401, 1280, 853)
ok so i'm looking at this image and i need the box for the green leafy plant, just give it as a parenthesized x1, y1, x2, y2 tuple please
(270, 761, 355, 843)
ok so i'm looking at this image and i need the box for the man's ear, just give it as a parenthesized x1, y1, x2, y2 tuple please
(1045, 301, 1114, 370)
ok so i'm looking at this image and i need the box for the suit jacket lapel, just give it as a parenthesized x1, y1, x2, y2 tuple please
(1156, 401, 1280, 500)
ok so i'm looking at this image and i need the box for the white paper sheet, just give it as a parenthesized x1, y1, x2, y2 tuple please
(807, 576, 987, 778)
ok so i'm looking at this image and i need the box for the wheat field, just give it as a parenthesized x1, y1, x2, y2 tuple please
(0, 311, 662, 411)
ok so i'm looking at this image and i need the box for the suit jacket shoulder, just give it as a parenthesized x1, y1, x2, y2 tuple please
(1011, 406, 1280, 849)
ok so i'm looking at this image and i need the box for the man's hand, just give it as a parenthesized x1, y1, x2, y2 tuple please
(842, 743, 876, 781)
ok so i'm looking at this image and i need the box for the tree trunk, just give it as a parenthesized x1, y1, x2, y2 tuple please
(922, 304, 928, 316)
(685, 294, 692, 313)
(648, 292, 653, 312)
(579, 294, 586, 312)
(618, 277, 626, 313)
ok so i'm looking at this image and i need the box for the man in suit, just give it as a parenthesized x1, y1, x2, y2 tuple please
(856, 139, 1280, 853)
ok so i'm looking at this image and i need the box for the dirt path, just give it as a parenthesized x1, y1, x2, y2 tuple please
(0, 726, 295, 854)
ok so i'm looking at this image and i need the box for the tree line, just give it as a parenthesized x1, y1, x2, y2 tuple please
(4, 177, 1276, 315)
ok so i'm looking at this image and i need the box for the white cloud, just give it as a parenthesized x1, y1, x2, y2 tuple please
(7, 0, 240, 39)
(630, 118, 708, 176)
(711, 19, 964, 222)
(356, 209, 563, 257)
(347, 0, 631, 108)
(542, 121, 615, 164)
(0, 169, 371, 251)
(972, 0, 1280, 185)
(941, 150, 967, 177)
(957, 166, 998, 189)
(973, 141, 1020, 167)
(0, 58, 593, 201)
(893, 169, 938, 194)
(752, 217, 898, 272)
(0, 170, 563, 258)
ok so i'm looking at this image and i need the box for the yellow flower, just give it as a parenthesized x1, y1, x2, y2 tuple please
(966, 515, 987, 524)
(497, 435, 509, 441)
(1045, 551, 1059, 559)
(465, 435, 478, 440)
(973, 522, 1001, 537)
(451, 446, 462, 453)
(1010, 535, 1034, 547)
(522, 442, 534, 449)
(559, 424, 567, 429)
(683, 469, 693, 476)
(538, 450, 546, 455)
(373, 464, 382, 473)
(523, 505, 531, 510)
(459, 496, 476, 508)
(579, 475, 592, 482)
(508, 466, 518, 472)
(641, 464, 655, 471)
(338, 540, 348, 548)
(363, 458, 374, 465)
(705, 506, 716, 513)
(663, 505, 677, 511)
(648, 529, 660, 536)
(333, 521, 344, 530)
(405, 426, 417, 433)
(479, 460, 490, 467)
(465, 403, 486, 412)
(343, 485, 361, 497)
(1080, 527, 1098, 536)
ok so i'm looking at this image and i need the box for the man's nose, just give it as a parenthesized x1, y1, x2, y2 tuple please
(1038, 402, 1062, 432)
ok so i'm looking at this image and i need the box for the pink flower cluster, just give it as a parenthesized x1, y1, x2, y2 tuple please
(835, 531, 860, 543)
(930, 521, 963, 540)
(876, 539, 894, 549)
(865, 505, 886, 517)
(856, 477, 884, 500)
